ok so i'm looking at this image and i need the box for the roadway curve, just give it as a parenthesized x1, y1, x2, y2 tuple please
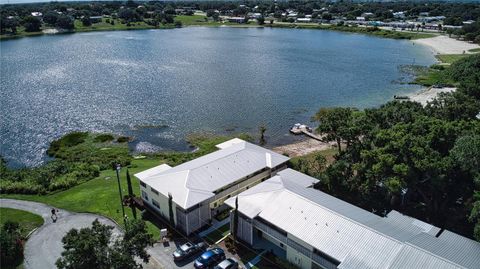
(0, 199, 122, 269)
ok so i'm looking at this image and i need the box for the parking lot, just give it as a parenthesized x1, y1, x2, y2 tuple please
(148, 239, 247, 269)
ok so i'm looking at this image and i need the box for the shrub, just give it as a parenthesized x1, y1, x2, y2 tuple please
(94, 134, 114, 143)
(47, 132, 88, 156)
(116, 136, 130, 143)
(0, 221, 24, 268)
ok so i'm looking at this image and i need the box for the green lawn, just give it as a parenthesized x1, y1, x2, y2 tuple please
(0, 208, 44, 238)
(289, 148, 339, 167)
(0, 134, 251, 238)
(468, 48, 480, 52)
(435, 54, 469, 64)
(1, 158, 164, 237)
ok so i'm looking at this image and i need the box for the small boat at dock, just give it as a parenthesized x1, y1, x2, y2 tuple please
(290, 123, 312, 134)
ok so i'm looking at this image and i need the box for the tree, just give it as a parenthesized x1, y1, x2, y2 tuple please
(23, 16, 41, 32)
(126, 170, 137, 219)
(168, 193, 175, 228)
(1, 16, 19, 34)
(470, 191, 480, 241)
(43, 11, 59, 25)
(82, 16, 92, 27)
(322, 13, 333, 21)
(56, 219, 112, 269)
(206, 9, 216, 17)
(313, 107, 354, 153)
(259, 125, 267, 145)
(56, 15, 75, 30)
(257, 16, 265, 25)
(56, 219, 153, 269)
(0, 221, 23, 268)
(111, 219, 154, 267)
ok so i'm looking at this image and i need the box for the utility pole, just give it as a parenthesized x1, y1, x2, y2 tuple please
(115, 163, 127, 227)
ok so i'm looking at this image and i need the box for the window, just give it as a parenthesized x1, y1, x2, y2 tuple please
(151, 187, 159, 195)
(141, 190, 149, 201)
(140, 181, 146, 188)
(152, 199, 160, 209)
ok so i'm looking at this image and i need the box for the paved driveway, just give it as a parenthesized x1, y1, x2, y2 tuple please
(0, 199, 122, 269)
(148, 239, 246, 269)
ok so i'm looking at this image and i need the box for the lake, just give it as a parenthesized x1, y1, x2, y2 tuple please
(0, 27, 435, 167)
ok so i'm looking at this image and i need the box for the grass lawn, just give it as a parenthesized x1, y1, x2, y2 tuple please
(1, 158, 159, 235)
(0, 134, 251, 239)
(289, 148, 339, 167)
(468, 48, 480, 52)
(0, 208, 44, 238)
(413, 53, 471, 87)
(413, 67, 456, 87)
(435, 54, 469, 64)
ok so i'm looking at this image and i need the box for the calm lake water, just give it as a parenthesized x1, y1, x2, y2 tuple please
(0, 27, 435, 167)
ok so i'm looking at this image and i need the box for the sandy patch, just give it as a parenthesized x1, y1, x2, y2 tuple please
(408, 87, 456, 106)
(413, 36, 479, 55)
(272, 138, 336, 157)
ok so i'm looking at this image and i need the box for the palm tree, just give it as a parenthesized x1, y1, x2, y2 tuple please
(259, 125, 267, 145)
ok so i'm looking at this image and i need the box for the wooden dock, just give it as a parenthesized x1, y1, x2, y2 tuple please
(290, 125, 323, 141)
(301, 129, 323, 141)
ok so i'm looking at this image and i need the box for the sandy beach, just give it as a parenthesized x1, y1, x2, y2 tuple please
(272, 138, 337, 157)
(413, 35, 480, 55)
(408, 87, 456, 106)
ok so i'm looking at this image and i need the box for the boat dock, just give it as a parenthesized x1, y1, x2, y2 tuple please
(290, 123, 323, 141)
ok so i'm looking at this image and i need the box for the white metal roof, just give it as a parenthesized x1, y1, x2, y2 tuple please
(226, 169, 480, 269)
(225, 169, 318, 218)
(134, 164, 172, 181)
(134, 138, 289, 209)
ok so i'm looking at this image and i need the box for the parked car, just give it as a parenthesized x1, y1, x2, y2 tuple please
(172, 242, 207, 261)
(194, 248, 226, 268)
(215, 258, 239, 269)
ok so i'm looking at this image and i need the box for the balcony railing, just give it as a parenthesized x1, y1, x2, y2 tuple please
(253, 219, 287, 244)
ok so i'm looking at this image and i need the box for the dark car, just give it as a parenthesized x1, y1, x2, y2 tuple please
(194, 248, 226, 269)
(172, 242, 207, 261)
(214, 258, 239, 269)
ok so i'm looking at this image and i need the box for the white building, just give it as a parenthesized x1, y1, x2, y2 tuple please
(135, 138, 289, 235)
(296, 18, 312, 23)
(226, 169, 480, 269)
(393, 12, 405, 19)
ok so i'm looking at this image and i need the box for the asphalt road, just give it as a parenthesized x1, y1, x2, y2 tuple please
(0, 199, 243, 269)
(0, 199, 122, 269)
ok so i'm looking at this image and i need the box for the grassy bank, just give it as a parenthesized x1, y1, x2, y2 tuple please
(0, 133, 251, 237)
(269, 23, 435, 40)
(0, 208, 44, 238)
(1, 15, 436, 41)
(413, 53, 474, 86)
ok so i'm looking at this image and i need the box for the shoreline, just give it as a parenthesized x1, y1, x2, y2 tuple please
(1, 26, 473, 165)
(412, 35, 480, 55)
(407, 86, 456, 106)
(271, 138, 337, 157)
(1, 21, 435, 41)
